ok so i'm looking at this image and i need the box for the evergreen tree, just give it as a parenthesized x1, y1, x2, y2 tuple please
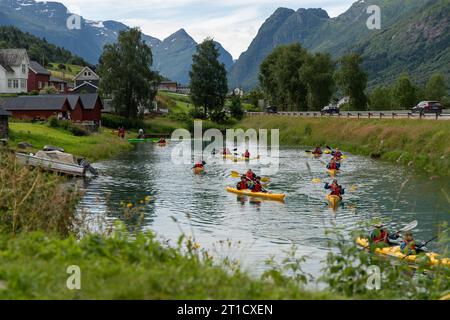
(392, 73, 417, 109)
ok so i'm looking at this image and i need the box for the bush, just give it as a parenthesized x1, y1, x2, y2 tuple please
(46, 118, 90, 136)
(102, 114, 145, 130)
(0, 153, 79, 236)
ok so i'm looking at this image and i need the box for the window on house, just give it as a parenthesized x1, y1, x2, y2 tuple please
(8, 79, 12, 88)
(84, 72, 88, 76)
(60, 84, 65, 92)
(22, 64, 27, 74)
(20, 79, 26, 89)
(13, 80, 19, 89)
(38, 81, 42, 89)
(88, 72, 91, 76)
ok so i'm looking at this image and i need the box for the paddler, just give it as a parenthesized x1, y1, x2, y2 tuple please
(400, 231, 417, 255)
(193, 160, 206, 169)
(245, 169, 257, 181)
(222, 148, 231, 155)
(324, 179, 345, 199)
(138, 128, 145, 139)
(250, 176, 266, 193)
(158, 137, 166, 144)
(331, 148, 343, 160)
(236, 175, 249, 190)
(244, 149, 250, 158)
(326, 158, 341, 170)
(313, 146, 323, 155)
(370, 224, 401, 246)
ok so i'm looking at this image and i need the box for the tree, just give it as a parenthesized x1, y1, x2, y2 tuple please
(97, 28, 158, 118)
(425, 73, 447, 101)
(259, 44, 309, 111)
(189, 38, 228, 118)
(229, 92, 244, 120)
(392, 73, 417, 109)
(244, 88, 264, 110)
(369, 86, 393, 110)
(300, 52, 336, 111)
(335, 54, 368, 110)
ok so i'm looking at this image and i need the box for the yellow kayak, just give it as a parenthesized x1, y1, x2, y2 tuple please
(356, 237, 450, 267)
(226, 187, 285, 201)
(223, 154, 260, 161)
(326, 194, 341, 209)
(328, 169, 339, 177)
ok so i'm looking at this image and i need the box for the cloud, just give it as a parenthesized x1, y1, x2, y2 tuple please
(57, 0, 356, 58)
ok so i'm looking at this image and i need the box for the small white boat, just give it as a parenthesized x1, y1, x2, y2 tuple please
(16, 150, 97, 177)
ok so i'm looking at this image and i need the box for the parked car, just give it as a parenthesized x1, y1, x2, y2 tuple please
(265, 106, 278, 114)
(411, 101, 443, 115)
(321, 105, 340, 115)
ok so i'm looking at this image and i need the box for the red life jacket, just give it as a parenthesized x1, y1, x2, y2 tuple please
(237, 181, 248, 190)
(329, 162, 338, 170)
(246, 172, 255, 180)
(330, 185, 341, 196)
(194, 163, 203, 168)
(373, 229, 388, 243)
(244, 151, 250, 158)
(252, 183, 262, 192)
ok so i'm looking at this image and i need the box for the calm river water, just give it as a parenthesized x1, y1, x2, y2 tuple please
(77, 141, 450, 278)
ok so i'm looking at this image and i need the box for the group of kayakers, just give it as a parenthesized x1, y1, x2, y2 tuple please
(313, 146, 345, 201)
(221, 148, 251, 159)
(370, 223, 426, 255)
(236, 169, 265, 193)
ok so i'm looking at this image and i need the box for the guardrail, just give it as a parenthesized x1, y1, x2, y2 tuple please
(246, 111, 450, 120)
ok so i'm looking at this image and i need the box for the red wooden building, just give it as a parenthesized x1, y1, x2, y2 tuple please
(27, 61, 50, 92)
(2, 93, 103, 123)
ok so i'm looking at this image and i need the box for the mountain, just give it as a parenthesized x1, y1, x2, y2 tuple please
(0, 0, 233, 85)
(229, 0, 450, 90)
(0, 25, 88, 65)
(152, 29, 233, 85)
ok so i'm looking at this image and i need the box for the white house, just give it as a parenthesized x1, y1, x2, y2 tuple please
(0, 49, 29, 94)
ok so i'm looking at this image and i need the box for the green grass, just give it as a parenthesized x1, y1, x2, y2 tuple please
(47, 63, 83, 81)
(9, 123, 132, 162)
(0, 225, 337, 300)
(238, 116, 450, 176)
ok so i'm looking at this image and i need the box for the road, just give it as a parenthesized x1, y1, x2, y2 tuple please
(247, 110, 450, 120)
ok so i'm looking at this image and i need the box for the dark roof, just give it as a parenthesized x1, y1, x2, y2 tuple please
(2, 95, 68, 111)
(65, 93, 102, 110)
(72, 81, 99, 91)
(0, 106, 11, 116)
(78, 93, 102, 110)
(0, 49, 28, 72)
(50, 76, 67, 83)
(66, 95, 81, 110)
(29, 61, 51, 75)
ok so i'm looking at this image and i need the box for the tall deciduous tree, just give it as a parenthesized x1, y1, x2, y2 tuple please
(97, 28, 158, 118)
(300, 52, 335, 111)
(425, 73, 447, 101)
(335, 54, 368, 111)
(392, 73, 417, 109)
(259, 44, 309, 111)
(189, 38, 228, 118)
(369, 85, 393, 110)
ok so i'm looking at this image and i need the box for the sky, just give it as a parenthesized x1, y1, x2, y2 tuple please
(58, 0, 356, 59)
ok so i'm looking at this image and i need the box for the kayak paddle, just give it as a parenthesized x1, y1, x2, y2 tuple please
(417, 228, 448, 249)
(231, 171, 270, 182)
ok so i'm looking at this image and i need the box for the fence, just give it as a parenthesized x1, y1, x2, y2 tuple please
(246, 111, 450, 120)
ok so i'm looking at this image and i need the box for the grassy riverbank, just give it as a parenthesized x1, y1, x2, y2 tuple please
(9, 122, 132, 162)
(238, 116, 450, 176)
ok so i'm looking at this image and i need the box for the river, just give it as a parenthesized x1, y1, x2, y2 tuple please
(77, 141, 450, 278)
